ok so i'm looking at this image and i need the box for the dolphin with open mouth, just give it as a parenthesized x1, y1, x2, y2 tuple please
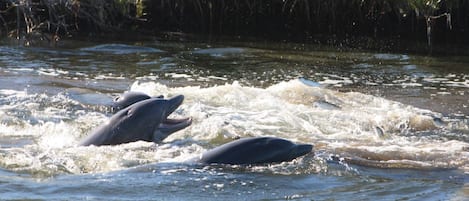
(79, 95, 192, 146)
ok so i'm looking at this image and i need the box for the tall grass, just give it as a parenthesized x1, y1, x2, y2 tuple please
(0, 0, 144, 45)
(0, 0, 466, 47)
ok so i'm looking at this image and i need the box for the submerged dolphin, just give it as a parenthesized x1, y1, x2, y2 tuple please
(79, 95, 192, 146)
(198, 137, 313, 165)
(111, 91, 165, 113)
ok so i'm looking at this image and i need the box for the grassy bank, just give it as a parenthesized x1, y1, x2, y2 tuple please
(0, 0, 467, 53)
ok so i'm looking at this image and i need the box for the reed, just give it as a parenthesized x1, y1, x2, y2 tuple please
(146, 0, 460, 42)
(0, 0, 143, 45)
(0, 0, 467, 48)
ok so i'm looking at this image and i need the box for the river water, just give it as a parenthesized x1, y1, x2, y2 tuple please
(0, 39, 468, 200)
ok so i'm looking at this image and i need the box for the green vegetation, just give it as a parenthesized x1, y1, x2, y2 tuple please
(0, 0, 466, 52)
(0, 0, 143, 45)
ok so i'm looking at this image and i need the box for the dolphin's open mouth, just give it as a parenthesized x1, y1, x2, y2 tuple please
(156, 95, 192, 139)
(159, 117, 192, 132)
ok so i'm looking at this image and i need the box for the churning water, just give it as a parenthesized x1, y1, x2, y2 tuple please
(0, 40, 468, 200)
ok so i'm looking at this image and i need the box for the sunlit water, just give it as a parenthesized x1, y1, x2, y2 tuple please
(0, 40, 468, 200)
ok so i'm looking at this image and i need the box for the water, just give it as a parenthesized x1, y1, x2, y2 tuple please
(0, 39, 468, 200)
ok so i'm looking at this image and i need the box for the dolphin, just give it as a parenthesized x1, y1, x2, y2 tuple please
(111, 91, 164, 113)
(198, 137, 313, 165)
(79, 95, 192, 146)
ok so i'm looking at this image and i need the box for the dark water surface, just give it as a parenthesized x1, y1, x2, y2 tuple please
(0, 39, 468, 200)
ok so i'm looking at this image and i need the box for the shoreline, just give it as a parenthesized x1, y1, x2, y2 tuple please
(0, 0, 468, 55)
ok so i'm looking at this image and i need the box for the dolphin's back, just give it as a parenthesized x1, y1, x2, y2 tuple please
(199, 137, 313, 165)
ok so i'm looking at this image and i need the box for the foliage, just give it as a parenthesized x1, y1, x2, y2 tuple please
(0, 0, 144, 45)
(0, 0, 466, 47)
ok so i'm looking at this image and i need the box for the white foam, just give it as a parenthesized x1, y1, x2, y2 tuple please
(37, 68, 69, 77)
(133, 79, 468, 169)
(0, 79, 468, 174)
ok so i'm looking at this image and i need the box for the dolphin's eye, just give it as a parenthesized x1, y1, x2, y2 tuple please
(114, 96, 120, 101)
(126, 109, 132, 115)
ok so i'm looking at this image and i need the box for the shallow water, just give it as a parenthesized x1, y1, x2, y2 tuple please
(0, 40, 468, 200)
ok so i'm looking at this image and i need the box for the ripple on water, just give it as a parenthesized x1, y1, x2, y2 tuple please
(79, 44, 165, 54)
(0, 42, 468, 200)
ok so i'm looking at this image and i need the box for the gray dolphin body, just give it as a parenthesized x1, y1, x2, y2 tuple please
(199, 137, 313, 165)
(79, 95, 192, 146)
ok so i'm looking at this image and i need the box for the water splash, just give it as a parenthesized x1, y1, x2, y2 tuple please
(0, 79, 468, 177)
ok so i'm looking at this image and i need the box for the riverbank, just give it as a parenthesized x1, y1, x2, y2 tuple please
(0, 0, 467, 54)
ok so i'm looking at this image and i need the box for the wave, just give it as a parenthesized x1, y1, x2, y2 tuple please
(0, 79, 467, 176)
